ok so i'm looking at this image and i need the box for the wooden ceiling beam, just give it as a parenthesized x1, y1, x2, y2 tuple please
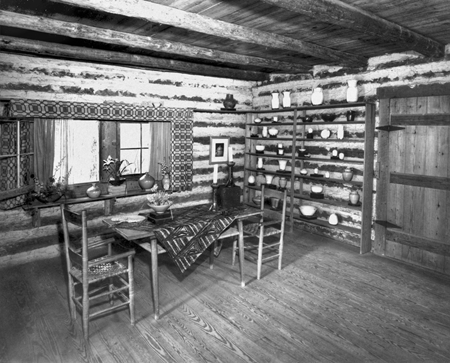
(48, 0, 367, 66)
(0, 36, 270, 81)
(0, 11, 310, 74)
(259, 0, 444, 58)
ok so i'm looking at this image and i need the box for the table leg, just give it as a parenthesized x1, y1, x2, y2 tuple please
(150, 237, 159, 319)
(237, 219, 246, 287)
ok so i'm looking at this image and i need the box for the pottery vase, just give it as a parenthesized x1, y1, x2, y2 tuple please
(257, 157, 264, 169)
(265, 174, 274, 185)
(349, 190, 360, 205)
(311, 87, 324, 105)
(162, 174, 170, 191)
(248, 175, 256, 185)
(279, 177, 287, 190)
(223, 94, 237, 109)
(86, 183, 101, 199)
(278, 159, 287, 171)
(271, 92, 280, 109)
(262, 126, 268, 138)
(139, 172, 155, 190)
(282, 91, 291, 108)
(342, 167, 353, 181)
(346, 80, 358, 103)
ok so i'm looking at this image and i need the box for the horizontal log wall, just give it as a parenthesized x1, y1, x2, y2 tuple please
(0, 54, 253, 262)
(251, 53, 450, 271)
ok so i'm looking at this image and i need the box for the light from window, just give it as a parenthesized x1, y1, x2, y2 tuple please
(120, 122, 150, 174)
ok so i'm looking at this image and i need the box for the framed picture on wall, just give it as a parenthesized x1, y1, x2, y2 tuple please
(209, 137, 229, 164)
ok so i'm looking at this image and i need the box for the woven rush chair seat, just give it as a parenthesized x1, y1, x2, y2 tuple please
(243, 223, 282, 237)
(70, 259, 129, 283)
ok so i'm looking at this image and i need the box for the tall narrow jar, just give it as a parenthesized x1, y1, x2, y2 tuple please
(271, 92, 280, 109)
(346, 80, 358, 103)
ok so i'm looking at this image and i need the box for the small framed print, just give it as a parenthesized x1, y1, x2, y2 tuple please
(209, 137, 229, 164)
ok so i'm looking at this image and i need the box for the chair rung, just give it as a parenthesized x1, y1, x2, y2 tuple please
(89, 285, 130, 301)
(261, 254, 280, 262)
(89, 301, 130, 319)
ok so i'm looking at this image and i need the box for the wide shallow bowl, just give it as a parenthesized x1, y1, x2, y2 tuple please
(252, 196, 262, 205)
(321, 113, 337, 122)
(254, 118, 262, 124)
(255, 144, 265, 152)
(299, 205, 317, 217)
(268, 128, 279, 136)
(311, 185, 323, 194)
(148, 203, 171, 214)
(299, 116, 313, 122)
(300, 168, 308, 175)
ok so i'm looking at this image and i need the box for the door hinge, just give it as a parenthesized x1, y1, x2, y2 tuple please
(374, 220, 401, 228)
(375, 125, 405, 132)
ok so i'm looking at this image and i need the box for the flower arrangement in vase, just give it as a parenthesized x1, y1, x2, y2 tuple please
(27, 158, 72, 204)
(146, 190, 172, 214)
(102, 155, 133, 186)
(158, 157, 171, 191)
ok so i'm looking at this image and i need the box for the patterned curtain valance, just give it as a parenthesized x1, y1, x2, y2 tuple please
(9, 99, 193, 192)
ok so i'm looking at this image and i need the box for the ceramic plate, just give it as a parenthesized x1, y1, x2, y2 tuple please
(111, 214, 146, 223)
(320, 129, 331, 139)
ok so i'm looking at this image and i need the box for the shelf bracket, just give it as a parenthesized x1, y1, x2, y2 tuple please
(374, 220, 401, 228)
(375, 125, 405, 132)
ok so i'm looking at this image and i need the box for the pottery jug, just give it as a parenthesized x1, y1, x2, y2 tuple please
(271, 92, 280, 109)
(262, 126, 268, 138)
(342, 167, 353, 181)
(349, 190, 360, 205)
(86, 183, 101, 198)
(311, 87, 324, 105)
(282, 91, 291, 108)
(257, 157, 264, 169)
(139, 172, 155, 190)
(248, 175, 256, 185)
(346, 80, 358, 103)
(328, 213, 339, 225)
(223, 94, 237, 109)
(162, 173, 170, 191)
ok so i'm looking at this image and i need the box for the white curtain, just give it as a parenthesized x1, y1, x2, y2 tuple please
(54, 119, 99, 184)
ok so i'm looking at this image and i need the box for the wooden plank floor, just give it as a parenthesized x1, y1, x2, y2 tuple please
(1, 230, 450, 363)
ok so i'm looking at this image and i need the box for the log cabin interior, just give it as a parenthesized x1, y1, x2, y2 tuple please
(1, 0, 450, 361)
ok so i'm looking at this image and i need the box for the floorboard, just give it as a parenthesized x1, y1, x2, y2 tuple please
(1, 230, 450, 363)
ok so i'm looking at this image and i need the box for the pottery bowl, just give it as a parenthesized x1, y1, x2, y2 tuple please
(299, 205, 317, 217)
(255, 144, 265, 152)
(299, 116, 313, 122)
(311, 185, 323, 194)
(148, 203, 171, 214)
(321, 113, 337, 122)
(252, 196, 262, 205)
(254, 118, 261, 124)
(300, 168, 308, 175)
(268, 128, 279, 136)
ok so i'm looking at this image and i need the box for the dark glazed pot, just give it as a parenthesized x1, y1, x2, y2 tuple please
(223, 94, 237, 110)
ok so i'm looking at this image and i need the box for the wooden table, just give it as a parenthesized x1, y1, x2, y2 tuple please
(103, 205, 262, 319)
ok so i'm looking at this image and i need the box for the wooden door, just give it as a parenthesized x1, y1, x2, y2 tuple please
(375, 84, 450, 274)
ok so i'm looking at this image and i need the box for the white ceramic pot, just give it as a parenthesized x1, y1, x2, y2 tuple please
(328, 213, 339, 225)
(346, 80, 358, 103)
(278, 159, 288, 170)
(271, 92, 280, 109)
(265, 174, 274, 185)
(349, 190, 360, 204)
(311, 87, 324, 105)
(282, 91, 291, 108)
(248, 175, 256, 184)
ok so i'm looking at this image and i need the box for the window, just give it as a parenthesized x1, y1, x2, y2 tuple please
(0, 119, 34, 209)
(119, 122, 149, 175)
(53, 120, 100, 184)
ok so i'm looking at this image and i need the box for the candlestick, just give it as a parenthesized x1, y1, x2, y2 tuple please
(228, 147, 233, 162)
(226, 161, 235, 187)
(209, 183, 219, 211)
(213, 164, 218, 184)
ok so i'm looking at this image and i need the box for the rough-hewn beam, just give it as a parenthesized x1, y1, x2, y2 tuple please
(0, 11, 310, 74)
(48, 0, 366, 66)
(259, 0, 444, 58)
(0, 36, 269, 81)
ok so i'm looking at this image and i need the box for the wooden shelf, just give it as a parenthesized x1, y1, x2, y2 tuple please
(242, 102, 375, 253)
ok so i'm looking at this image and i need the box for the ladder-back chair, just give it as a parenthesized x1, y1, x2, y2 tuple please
(60, 205, 136, 343)
(233, 185, 288, 280)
